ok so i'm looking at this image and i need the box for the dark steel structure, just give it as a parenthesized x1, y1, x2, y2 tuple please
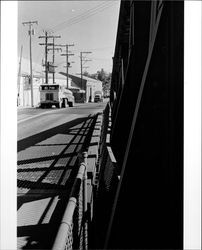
(96, 1, 184, 249)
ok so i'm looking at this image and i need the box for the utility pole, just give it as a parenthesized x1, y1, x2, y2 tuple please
(22, 21, 38, 107)
(39, 31, 49, 84)
(80, 52, 83, 90)
(47, 38, 62, 84)
(39, 32, 61, 84)
(17, 45, 23, 106)
(41, 59, 44, 84)
(60, 44, 74, 89)
(80, 52, 92, 102)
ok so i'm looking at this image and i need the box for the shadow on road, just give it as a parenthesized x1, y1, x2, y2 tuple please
(17, 114, 97, 249)
(18, 116, 92, 152)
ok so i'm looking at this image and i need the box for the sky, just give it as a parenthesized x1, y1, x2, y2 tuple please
(18, 1, 121, 75)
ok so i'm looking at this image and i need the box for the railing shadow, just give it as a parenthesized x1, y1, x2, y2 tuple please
(17, 115, 97, 250)
(18, 117, 91, 153)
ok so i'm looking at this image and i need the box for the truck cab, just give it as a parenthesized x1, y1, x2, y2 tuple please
(94, 90, 103, 102)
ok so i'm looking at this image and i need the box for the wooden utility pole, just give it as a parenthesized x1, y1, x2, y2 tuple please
(39, 32, 48, 83)
(39, 32, 61, 84)
(80, 52, 92, 102)
(22, 21, 38, 107)
(41, 59, 44, 84)
(80, 52, 83, 90)
(17, 45, 23, 106)
(60, 44, 74, 89)
(47, 38, 62, 84)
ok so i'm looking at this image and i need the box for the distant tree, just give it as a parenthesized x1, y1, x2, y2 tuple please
(105, 72, 112, 82)
(97, 68, 107, 82)
(102, 72, 111, 97)
(83, 69, 111, 86)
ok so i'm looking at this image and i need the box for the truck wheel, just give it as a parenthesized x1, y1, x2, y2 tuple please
(57, 102, 62, 108)
(68, 102, 73, 107)
(63, 99, 68, 108)
(62, 99, 65, 108)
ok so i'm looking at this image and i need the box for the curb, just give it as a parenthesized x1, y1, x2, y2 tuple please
(86, 112, 103, 220)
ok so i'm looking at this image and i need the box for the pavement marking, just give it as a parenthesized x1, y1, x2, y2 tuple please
(17, 104, 89, 124)
(18, 110, 60, 124)
(17, 102, 104, 124)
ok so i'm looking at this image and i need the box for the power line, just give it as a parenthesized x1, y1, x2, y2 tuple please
(51, 2, 111, 32)
(52, 2, 116, 33)
(55, 2, 116, 32)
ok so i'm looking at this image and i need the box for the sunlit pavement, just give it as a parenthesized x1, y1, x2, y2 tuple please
(17, 113, 95, 249)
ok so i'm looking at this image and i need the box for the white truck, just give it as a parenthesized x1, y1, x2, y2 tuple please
(39, 84, 75, 108)
(94, 90, 103, 102)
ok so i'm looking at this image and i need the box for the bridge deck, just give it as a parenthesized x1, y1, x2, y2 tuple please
(17, 116, 95, 249)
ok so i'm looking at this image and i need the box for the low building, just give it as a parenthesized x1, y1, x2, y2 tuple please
(18, 72, 70, 107)
(60, 73, 103, 103)
(18, 58, 103, 106)
(18, 58, 71, 107)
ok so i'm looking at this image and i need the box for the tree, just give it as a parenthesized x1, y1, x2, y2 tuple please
(82, 69, 111, 85)
(97, 68, 107, 82)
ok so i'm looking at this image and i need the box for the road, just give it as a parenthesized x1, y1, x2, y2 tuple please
(17, 101, 106, 249)
(18, 102, 106, 141)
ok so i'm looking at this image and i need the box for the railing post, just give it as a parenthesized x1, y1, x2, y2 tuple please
(82, 152, 88, 250)
(52, 153, 87, 250)
(52, 198, 76, 250)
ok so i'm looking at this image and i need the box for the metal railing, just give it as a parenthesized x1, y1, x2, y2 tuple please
(92, 102, 120, 249)
(52, 152, 88, 250)
(52, 103, 116, 250)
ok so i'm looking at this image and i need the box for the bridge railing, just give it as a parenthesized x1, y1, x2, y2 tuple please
(52, 152, 88, 250)
(51, 102, 118, 250)
(93, 102, 120, 248)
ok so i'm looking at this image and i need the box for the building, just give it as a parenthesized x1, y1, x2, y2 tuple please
(18, 58, 103, 106)
(18, 58, 72, 107)
(60, 73, 103, 103)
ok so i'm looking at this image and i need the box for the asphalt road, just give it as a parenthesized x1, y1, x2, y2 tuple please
(18, 102, 107, 141)
(17, 101, 107, 249)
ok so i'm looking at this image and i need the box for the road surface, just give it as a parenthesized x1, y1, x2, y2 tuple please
(18, 102, 106, 140)
(17, 102, 106, 249)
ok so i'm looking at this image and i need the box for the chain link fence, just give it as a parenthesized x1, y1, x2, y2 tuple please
(52, 103, 115, 250)
(52, 154, 88, 250)
(92, 103, 120, 249)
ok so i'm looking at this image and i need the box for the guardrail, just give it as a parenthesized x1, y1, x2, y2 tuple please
(93, 102, 120, 249)
(52, 152, 88, 250)
(51, 103, 117, 250)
